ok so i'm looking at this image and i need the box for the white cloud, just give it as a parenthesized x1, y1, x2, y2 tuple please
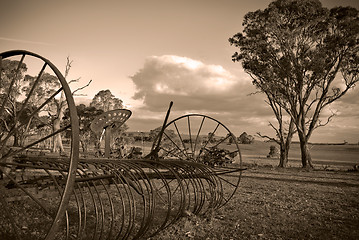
(130, 55, 252, 112)
(127, 55, 274, 136)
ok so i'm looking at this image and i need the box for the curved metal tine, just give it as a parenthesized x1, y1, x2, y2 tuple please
(132, 161, 158, 239)
(179, 163, 198, 213)
(0, 86, 64, 149)
(193, 116, 206, 158)
(201, 165, 222, 209)
(100, 163, 129, 240)
(142, 162, 183, 238)
(42, 166, 73, 239)
(186, 164, 206, 214)
(128, 162, 156, 239)
(94, 166, 117, 239)
(183, 165, 201, 214)
(116, 161, 147, 239)
(168, 162, 191, 213)
(173, 121, 190, 158)
(72, 162, 100, 240)
(87, 162, 116, 240)
(72, 167, 88, 239)
(159, 162, 186, 227)
(83, 179, 100, 240)
(195, 122, 220, 162)
(0, 54, 25, 117)
(68, 185, 84, 239)
(146, 164, 170, 203)
(181, 165, 201, 214)
(98, 162, 124, 240)
(136, 161, 158, 238)
(153, 170, 180, 235)
(111, 163, 138, 240)
(90, 178, 109, 240)
(190, 164, 213, 213)
(61, 163, 100, 240)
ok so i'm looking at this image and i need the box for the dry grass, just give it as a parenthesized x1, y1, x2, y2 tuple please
(153, 166, 359, 240)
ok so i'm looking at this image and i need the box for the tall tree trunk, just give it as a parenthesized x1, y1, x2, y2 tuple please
(278, 142, 289, 167)
(298, 133, 313, 169)
(13, 133, 19, 147)
(52, 117, 64, 153)
(278, 119, 294, 168)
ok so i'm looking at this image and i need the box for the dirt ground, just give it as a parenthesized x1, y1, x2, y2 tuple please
(153, 165, 359, 240)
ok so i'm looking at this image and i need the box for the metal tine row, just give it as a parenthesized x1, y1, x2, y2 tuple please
(1, 157, 227, 240)
(29, 159, 224, 240)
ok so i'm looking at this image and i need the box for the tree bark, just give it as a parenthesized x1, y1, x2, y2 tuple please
(278, 143, 289, 167)
(278, 119, 294, 168)
(13, 133, 19, 147)
(52, 117, 64, 153)
(298, 134, 314, 169)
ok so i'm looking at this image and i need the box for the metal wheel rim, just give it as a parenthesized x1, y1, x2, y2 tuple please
(0, 50, 79, 239)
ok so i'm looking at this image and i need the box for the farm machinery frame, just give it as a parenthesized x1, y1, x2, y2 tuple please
(0, 50, 244, 239)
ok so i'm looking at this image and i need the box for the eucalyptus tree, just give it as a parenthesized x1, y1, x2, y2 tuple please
(0, 59, 31, 146)
(24, 57, 91, 153)
(90, 89, 123, 112)
(230, 0, 359, 168)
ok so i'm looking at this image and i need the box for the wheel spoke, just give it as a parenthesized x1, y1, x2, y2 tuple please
(151, 113, 243, 210)
(1, 124, 71, 160)
(217, 175, 238, 188)
(0, 86, 64, 148)
(2, 171, 51, 215)
(161, 132, 187, 159)
(15, 62, 47, 122)
(173, 121, 189, 159)
(187, 116, 193, 154)
(193, 116, 205, 159)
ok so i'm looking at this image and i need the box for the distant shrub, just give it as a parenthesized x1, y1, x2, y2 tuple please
(267, 145, 279, 158)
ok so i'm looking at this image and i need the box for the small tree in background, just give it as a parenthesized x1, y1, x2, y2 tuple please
(267, 145, 279, 158)
(238, 132, 254, 144)
(90, 89, 123, 112)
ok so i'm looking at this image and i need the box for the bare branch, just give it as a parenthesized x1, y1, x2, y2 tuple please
(256, 132, 280, 144)
(314, 111, 336, 130)
(64, 56, 73, 79)
(72, 79, 92, 96)
(68, 77, 81, 85)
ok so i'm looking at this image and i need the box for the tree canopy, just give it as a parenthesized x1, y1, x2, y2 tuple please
(229, 0, 359, 168)
(90, 89, 123, 112)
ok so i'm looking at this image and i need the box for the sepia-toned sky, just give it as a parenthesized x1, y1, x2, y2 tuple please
(1, 0, 358, 143)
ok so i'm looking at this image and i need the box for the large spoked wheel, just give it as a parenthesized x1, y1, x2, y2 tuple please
(0, 50, 79, 239)
(152, 114, 243, 208)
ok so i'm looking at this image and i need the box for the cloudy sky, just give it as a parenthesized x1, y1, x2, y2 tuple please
(1, 0, 358, 143)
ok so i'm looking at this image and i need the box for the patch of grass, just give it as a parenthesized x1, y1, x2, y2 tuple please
(153, 166, 359, 240)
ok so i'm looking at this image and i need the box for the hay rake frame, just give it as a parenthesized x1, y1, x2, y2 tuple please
(0, 50, 244, 239)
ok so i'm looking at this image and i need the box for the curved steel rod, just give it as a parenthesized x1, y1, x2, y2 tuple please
(0, 157, 243, 239)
